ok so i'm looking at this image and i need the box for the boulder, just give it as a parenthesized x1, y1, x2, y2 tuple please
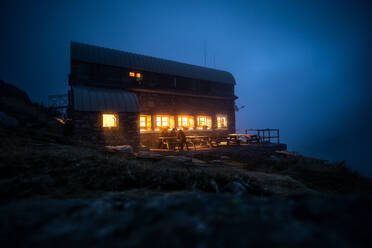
(223, 181, 252, 195)
(105, 145, 133, 153)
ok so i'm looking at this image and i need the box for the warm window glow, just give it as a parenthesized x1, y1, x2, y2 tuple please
(140, 117, 146, 127)
(155, 115, 175, 130)
(217, 115, 227, 128)
(197, 116, 212, 130)
(157, 116, 168, 127)
(129, 72, 135, 77)
(136, 73, 142, 78)
(177, 116, 194, 130)
(102, 114, 118, 128)
(140, 115, 151, 131)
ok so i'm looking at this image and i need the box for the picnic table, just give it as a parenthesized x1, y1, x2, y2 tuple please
(186, 135, 211, 150)
(159, 136, 211, 150)
(227, 133, 259, 144)
(208, 136, 229, 147)
(158, 136, 179, 150)
(159, 134, 259, 150)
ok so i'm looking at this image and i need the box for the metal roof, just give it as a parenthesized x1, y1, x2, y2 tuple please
(72, 86, 139, 112)
(71, 42, 236, 85)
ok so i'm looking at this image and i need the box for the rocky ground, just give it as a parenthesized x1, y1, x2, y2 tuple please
(1, 80, 372, 247)
(1, 192, 372, 248)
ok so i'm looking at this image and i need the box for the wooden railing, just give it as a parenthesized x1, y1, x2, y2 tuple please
(237, 128, 280, 144)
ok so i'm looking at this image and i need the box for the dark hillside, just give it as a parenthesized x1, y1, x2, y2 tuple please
(1, 82, 372, 248)
(0, 80, 61, 128)
(0, 80, 31, 104)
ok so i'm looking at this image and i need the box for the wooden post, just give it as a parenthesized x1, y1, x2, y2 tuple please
(268, 129, 271, 143)
(151, 114, 155, 131)
(277, 129, 280, 144)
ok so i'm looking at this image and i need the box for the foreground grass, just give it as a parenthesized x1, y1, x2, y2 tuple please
(0, 144, 271, 198)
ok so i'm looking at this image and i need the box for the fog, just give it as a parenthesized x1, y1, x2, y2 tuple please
(1, 0, 371, 176)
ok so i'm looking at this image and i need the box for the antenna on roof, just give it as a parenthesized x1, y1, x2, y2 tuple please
(204, 40, 207, 66)
(213, 55, 216, 68)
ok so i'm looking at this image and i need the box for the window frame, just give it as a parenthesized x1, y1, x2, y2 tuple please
(196, 115, 212, 130)
(155, 115, 175, 131)
(216, 114, 228, 129)
(177, 115, 194, 130)
(140, 114, 152, 132)
(102, 113, 119, 128)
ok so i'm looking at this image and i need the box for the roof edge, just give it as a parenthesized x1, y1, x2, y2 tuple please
(70, 41, 236, 85)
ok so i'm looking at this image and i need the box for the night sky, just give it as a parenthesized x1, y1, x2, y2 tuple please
(1, 0, 371, 176)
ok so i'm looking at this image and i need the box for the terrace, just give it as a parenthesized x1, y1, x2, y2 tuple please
(153, 128, 281, 152)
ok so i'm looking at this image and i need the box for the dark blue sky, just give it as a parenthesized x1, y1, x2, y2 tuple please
(1, 0, 371, 176)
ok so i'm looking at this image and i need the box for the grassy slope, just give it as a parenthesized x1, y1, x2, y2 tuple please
(1, 125, 371, 200)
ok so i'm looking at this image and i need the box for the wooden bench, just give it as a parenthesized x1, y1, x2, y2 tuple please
(228, 134, 259, 145)
(209, 136, 229, 147)
(186, 136, 211, 150)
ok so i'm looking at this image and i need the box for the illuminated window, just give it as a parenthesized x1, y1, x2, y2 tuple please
(140, 115, 152, 131)
(102, 114, 118, 128)
(197, 116, 212, 130)
(155, 115, 175, 130)
(129, 72, 135, 77)
(177, 116, 194, 130)
(157, 116, 168, 127)
(136, 73, 142, 78)
(217, 115, 227, 128)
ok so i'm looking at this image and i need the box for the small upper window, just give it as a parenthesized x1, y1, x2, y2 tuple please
(102, 114, 118, 128)
(130, 71, 143, 83)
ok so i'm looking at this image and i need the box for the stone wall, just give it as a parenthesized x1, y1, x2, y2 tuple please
(71, 111, 140, 150)
(70, 92, 235, 149)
